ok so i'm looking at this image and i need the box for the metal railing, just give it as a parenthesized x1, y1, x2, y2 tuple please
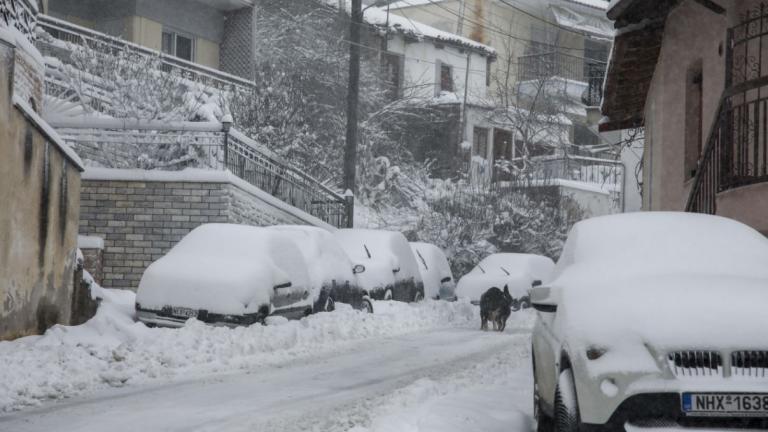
(35, 15, 255, 94)
(51, 121, 349, 227)
(686, 4, 768, 214)
(517, 51, 606, 106)
(0, 0, 37, 42)
(493, 155, 624, 188)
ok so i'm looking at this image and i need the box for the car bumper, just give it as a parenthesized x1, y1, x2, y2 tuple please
(581, 393, 768, 431)
(136, 307, 267, 328)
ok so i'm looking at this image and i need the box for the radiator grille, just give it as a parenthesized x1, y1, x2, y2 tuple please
(667, 351, 723, 377)
(731, 351, 768, 377)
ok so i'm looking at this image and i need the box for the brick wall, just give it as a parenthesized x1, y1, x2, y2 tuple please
(79, 173, 327, 289)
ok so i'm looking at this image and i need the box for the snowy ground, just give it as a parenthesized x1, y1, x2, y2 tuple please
(0, 289, 535, 432)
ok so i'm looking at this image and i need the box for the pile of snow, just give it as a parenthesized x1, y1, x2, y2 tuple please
(0, 288, 479, 413)
(137, 224, 311, 315)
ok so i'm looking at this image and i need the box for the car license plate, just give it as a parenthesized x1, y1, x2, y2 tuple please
(682, 393, 768, 417)
(171, 306, 197, 319)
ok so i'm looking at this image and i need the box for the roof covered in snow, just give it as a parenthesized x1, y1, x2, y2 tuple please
(327, 0, 495, 56)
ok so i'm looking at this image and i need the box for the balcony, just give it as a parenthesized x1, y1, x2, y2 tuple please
(517, 51, 606, 106)
(686, 7, 768, 224)
(36, 15, 255, 95)
(492, 155, 624, 190)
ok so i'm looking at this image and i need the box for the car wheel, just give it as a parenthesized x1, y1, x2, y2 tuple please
(323, 295, 335, 312)
(413, 291, 424, 302)
(362, 298, 374, 314)
(554, 369, 580, 432)
(384, 289, 393, 301)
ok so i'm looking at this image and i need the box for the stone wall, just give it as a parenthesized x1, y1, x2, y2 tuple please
(78, 169, 332, 289)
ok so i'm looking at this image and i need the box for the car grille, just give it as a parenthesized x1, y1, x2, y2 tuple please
(667, 350, 723, 377)
(731, 350, 768, 377)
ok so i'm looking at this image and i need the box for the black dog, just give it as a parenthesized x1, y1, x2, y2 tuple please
(480, 285, 513, 332)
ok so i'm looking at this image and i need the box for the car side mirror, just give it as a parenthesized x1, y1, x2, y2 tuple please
(392, 267, 401, 274)
(353, 264, 366, 274)
(440, 276, 451, 283)
(532, 280, 542, 288)
(530, 285, 557, 313)
(273, 282, 292, 290)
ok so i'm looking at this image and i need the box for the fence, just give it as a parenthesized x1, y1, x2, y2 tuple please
(492, 155, 624, 188)
(50, 120, 350, 228)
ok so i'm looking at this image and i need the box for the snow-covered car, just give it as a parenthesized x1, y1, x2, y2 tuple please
(334, 229, 424, 302)
(409, 242, 455, 300)
(455, 253, 554, 307)
(269, 225, 373, 313)
(531, 213, 768, 432)
(135, 224, 312, 327)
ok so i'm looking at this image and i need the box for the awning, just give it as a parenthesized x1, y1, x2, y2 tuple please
(550, 6, 615, 40)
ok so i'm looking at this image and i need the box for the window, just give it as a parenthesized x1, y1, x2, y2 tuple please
(382, 52, 404, 99)
(440, 64, 453, 92)
(162, 30, 194, 61)
(473, 127, 489, 158)
(584, 39, 609, 79)
(684, 61, 704, 180)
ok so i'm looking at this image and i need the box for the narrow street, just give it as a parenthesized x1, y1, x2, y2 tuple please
(0, 325, 533, 432)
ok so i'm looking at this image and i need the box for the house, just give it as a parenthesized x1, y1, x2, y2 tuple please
(0, 0, 85, 340)
(42, 0, 256, 79)
(600, 0, 768, 233)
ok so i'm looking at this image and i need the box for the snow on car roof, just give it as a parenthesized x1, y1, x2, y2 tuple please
(268, 225, 354, 290)
(555, 212, 768, 283)
(410, 242, 453, 299)
(334, 229, 421, 284)
(472, 253, 555, 282)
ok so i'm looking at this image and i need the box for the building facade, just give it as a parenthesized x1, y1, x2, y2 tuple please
(601, 0, 768, 233)
(1, 0, 85, 340)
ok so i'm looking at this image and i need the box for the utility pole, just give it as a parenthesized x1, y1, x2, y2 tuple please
(344, 0, 363, 228)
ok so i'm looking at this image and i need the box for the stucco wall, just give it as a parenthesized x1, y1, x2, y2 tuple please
(716, 183, 768, 235)
(79, 173, 331, 290)
(642, 0, 729, 211)
(0, 42, 82, 341)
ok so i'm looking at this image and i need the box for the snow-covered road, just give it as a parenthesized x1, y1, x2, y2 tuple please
(0, 326, 533, 432)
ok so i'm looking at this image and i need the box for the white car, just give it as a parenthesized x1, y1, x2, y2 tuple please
(531, 213, 768, 432)
(455, 253, 554, 306)
(136, 224, 312, 327)
(409, 242, 455, 300)
(269, 225, 373, 313)
(334, 229, 424, 302)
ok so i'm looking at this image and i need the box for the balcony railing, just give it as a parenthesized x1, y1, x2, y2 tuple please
(493, 155, 624, 189)
(687, 5, 768, 214)
(49, 119, 350, 228)
(517, 51, 606, 106)
(1, 0, 37, 42)
(35, 15, 255, 94)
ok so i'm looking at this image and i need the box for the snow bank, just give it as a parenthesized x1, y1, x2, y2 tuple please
(0, 290, 479, 413)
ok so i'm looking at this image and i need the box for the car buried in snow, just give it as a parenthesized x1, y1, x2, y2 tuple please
(135, 224, 313, 327)
(268, 225, 373, 313)
(531, 213, 768, 432)
(455, 253, 554, 308)
(409, 242, 456, 300)
(334, 229, 424, 303)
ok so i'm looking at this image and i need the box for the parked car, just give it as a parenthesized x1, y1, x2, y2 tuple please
(334, 229, 424, 302)
(135, 224, 312, 327)
(455, 253, 554, 307)
(531, 213, 768, 432)
(269, 225, 373, 313)
(409, 242, 455, 300)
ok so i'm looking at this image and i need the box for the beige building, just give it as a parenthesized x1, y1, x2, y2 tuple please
(1, 0, 85, 340)
(43, 0, 256, 78)
(601, 0, 768, 234)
